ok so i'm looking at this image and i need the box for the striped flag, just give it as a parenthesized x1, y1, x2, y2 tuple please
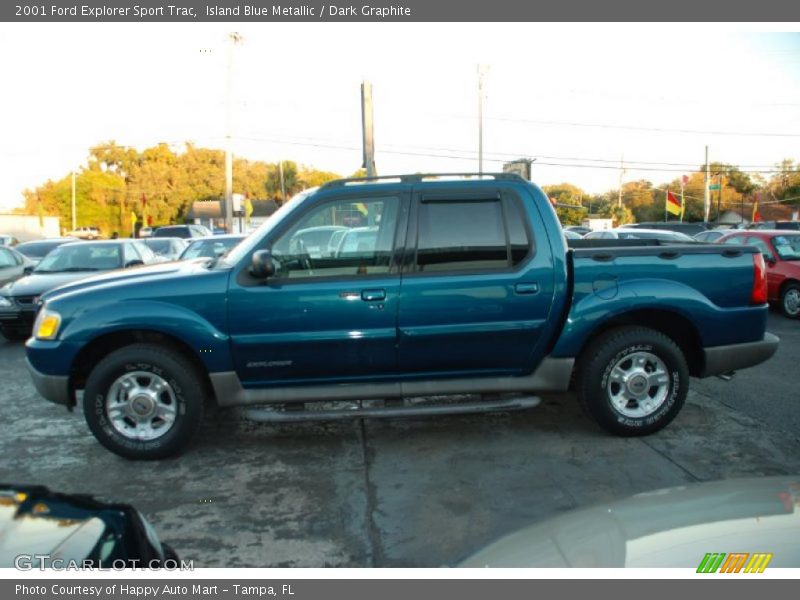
(666, 190, 682, 216)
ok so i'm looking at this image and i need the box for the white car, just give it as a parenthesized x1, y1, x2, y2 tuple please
(65, 226, 101, 240)
(584, 227, 695, 242)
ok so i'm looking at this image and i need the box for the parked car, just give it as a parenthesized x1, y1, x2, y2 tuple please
(564, 226, 591, 236)
(143, 237, 188, 261)
(626, 221, 710, 236)
(0, 484, 177, 568)
(153, 225, 212, 239)
(25, 174, 777, 459)
(65, 226, 101, 240)
(747, 220, 800, 231)
(14, 238, 77, 267)
(138, 226, 155, 238)
(332, 226, 379, 257)
(461, 476, 800, 568)
(716, 229, 800, 318)
(179, 234, 245, 260)
(563, 229, 583, 240)
(0, 234, 19, 246)
(693, 230, 727, 243)
(584, 227, 695, 242)
(0, 240, 159, 340)
(0, 246, 34, 287)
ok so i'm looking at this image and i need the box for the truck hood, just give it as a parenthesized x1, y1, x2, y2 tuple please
(40, 259, 212, 303)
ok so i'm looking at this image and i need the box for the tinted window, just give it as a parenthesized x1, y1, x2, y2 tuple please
(416, 199, 508, 272)
(144, 239, 172, 254)
(506, 197, 532, 264)
(772, 235, 800, 260)
(270, 196, 399, 278)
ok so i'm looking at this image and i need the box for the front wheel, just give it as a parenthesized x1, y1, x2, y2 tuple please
(83, 344, 206, 459)
(780, 283, 800, 319)
(576, 327, 688, 436)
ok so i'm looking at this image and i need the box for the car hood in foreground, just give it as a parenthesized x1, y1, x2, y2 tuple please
(460, 476, 800, 568)
(0, 272, 103, 299)
(39, 259, 212, 304)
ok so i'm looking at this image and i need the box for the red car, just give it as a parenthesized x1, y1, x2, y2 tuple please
(716, 229, 800, 318)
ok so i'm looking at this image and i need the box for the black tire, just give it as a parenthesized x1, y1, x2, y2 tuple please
(576, 326, 689, 436)
(83, 344, 206, 460)
(1, 325, 30, 341)
(780, 282, 800, 319)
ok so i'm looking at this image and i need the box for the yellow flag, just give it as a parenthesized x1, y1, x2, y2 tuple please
(244, 197, 254, 225)
(130, 211, 138, 225)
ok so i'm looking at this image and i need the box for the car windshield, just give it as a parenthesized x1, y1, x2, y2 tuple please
(15, 241, 65, 258)
(771, 235, 800, 260)
(144, 239, 172, 254)
(181, 237, 243, 260)
(618, 230, 693, 241)
(34, 244, 121, 273)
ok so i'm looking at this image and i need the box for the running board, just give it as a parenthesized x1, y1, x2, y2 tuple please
(242, 395, 541, 423)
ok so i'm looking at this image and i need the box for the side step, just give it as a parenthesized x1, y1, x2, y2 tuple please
(243, 395, 541, 423)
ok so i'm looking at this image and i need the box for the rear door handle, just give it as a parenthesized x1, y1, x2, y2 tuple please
(361, 289, 386, 302)
(515, 282, 539, 295)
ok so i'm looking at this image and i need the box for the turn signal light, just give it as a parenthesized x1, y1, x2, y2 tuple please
(751, 253, 767, 305)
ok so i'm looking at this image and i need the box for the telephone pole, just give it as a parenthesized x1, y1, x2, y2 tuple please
(704, 145, 711, 222)
(617, 156, 625, 208)
(361, 81, 376, 177)
(477, 65, 489, 175)
(224, 32, 243, 233)
(71, 170, 76, 231)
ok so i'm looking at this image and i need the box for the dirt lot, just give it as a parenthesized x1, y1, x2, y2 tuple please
(2, 312, 798, 567)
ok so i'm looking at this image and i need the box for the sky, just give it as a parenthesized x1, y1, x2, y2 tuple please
(0, 23, 798, 211)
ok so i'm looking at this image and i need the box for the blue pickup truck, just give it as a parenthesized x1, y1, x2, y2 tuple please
(25, 174, 778, 459)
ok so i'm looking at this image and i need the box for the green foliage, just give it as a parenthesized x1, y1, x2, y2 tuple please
(543, 183, 588, 226)
(23, 142, 343, 236)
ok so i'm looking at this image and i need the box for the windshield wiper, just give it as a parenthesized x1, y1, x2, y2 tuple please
(55, 267, 102, 272)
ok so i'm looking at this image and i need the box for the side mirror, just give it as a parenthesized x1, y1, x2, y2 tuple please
(765, 255, 776, 266)
(250, 250, 275, 278)
(23, 266, 34, 275)
(125, 259, 144, 269)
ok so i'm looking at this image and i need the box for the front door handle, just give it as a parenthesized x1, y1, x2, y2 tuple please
(515, 282, 539, 295)
(361, 289, 386, 302)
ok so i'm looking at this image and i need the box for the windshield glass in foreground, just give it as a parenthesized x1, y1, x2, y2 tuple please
(34, 244, 122, 273)
(772, 235, 800, 260)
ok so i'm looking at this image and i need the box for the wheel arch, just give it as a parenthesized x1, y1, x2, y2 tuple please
(575, 309, 704, 377)
(69, 329, 217, 407)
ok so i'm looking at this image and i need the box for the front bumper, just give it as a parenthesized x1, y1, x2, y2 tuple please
(26, 357, 71, 406)
(0, 308, 35, 328)
(700, 332, 779, 377)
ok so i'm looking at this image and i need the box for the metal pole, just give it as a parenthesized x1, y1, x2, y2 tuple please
(361, 81, 376, 178)
(71, 170, 76, 231)
(279, 160, 286, 203)
(617, 156, 624, 208)
(477, 66, 487, 175)
(224, 32, 242, 233)
(704, 145, 711, 222)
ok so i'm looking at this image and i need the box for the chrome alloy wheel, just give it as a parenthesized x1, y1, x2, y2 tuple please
(606, 351, 670, 419)
(784, 288, 800, 316)
(105, 371, 177, 441)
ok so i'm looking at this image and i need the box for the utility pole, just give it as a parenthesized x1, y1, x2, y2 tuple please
(279, 160, 286, 202)
(361, 81, 376, 177)
(617, 156, 625, 208)
(224, 32, 243, 233)
(71, 170, 76, 231)
(477, 65, 489, 175)
(703, 145, 711, 223)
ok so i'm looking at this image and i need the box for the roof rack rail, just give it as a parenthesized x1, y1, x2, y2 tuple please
(319, 172, 525, 190)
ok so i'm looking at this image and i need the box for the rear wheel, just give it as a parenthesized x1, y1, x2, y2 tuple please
(576, 326, 688, 436)
(780, 283, 800, 319)
(83, 344, 206, 459)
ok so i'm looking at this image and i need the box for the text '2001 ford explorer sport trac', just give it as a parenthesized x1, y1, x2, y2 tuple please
(26, 174, 778, 459)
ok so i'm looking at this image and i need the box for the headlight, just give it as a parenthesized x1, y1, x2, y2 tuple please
(0, 297, 12, 308)
(33, 309, 61, 340)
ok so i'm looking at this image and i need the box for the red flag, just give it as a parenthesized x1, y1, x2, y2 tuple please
(752, 199, 761, 222)
(666, 190, 682, 216)
(141, 194, 147, 207)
